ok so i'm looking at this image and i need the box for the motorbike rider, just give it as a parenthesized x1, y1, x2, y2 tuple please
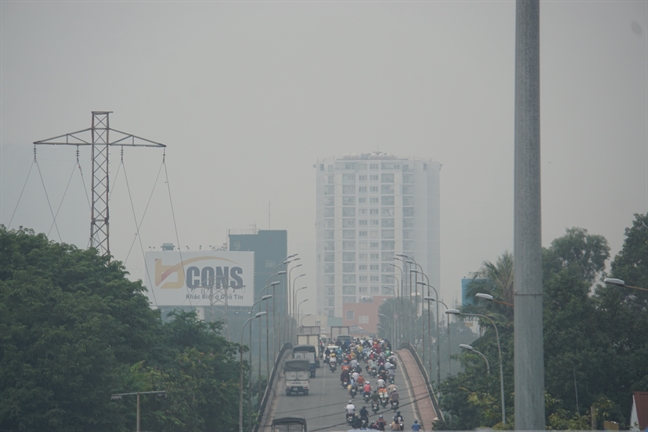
(359, 406, 369, 421)
(377, 377, 386, 389)
(393, 411, 404, 425)
(371, 389, 380, 406)
(345, 400, 356, 416)
(341, 368, 350, 384)
(387, 383, 397, 395)
(389, 389, 400, 408)
(357, 373, 365, 385)
(376, 415, 387, 431)
(363, 381, 372, 397)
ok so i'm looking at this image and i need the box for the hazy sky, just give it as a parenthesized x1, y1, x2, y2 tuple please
(1, 0, 646, 312)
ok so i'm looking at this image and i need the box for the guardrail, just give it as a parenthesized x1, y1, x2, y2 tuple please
(399, 342, 444, 423)
(253, 342, 293, 432)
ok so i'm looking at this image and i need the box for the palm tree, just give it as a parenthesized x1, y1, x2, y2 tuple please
(465, 251, 514, 320)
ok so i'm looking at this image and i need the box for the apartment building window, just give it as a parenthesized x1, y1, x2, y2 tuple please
(369, 209, 379, 215)
(324, 208, 334, 217)
(343, 297, 356, 303)
(381, 241, 395, 250)
(324, 252, 334, 262)
(381, 173, 394, 183)
(343, 196, 355, 205)
(359, 264, 367, 270)
(328, 299, 335, 306)
(343, 218, 356, 228)
(327, 286, 335, 295)
(381, 218, 394, 228)
(343, 274, 356, 284)
(403, 185, 414, 195)
(370, 174, 379, 181)
(343, 252, 355, 262)
(359, 220, 368, 226)
(343, 185, 355, 194)
(359, 275, 368, 282)
(359, 253, 368, 260)
(325, 275, 335, 284)
(324, 264, 335, 273)
(327, 175, 334, 184)
(402, 174, 414, 183)
(370, 220, 379, 226)
(403, 241, 414, 250)
(324, 197, 334, 206)
(328, 309, 334, 316)
(359, 286, 368, 293)
(381, 196, 394, 206)
(381, 208, 394, 217)
(359, 231, 367, 238)
(403, 219, 415, 228)
(343, 241, 356, 250)
(404, 230, 415, 239)
(370, 230, 379, 239)
(359, 208, 367, 215)
(371, 286, 379, 293)
(403, 207, 415, 217)
(358, 241, 368, 249)
(370, 275, 379, 282)
(343, 263, 356, 272)
(346, 310, 354, 320)
(324, 230, 335, 240)
(370, 253, 379, 260)
(358, 186, 367, 193)
(359, 175, 367, 181)
(382, 263, 394, 272)
(359, 197, 367, 204)
(382, 251, 395, 261)
(343, 230, 355, 239)
(324, 219, 334, 228)
(370, 242, 379, 249)
(370, 264, 379, 271)
(403, 196, 414, 206)
(343, 174, 355, 183)
(343, 286, 356, 295)
(370, 197, 379, 204)
(324, 185, 334, 195)
(381, 184, 394, 194)
(370, 164, 379, 170)
(358, 315, 370, 324)
(370, 186, 379, 193)
(343, 207, 356, 217)
(382, 230, 394, 239)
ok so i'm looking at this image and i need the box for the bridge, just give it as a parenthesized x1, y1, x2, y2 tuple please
(255, 345, 441, 432)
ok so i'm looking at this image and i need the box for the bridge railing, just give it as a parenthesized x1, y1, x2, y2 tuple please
(399, 342, 444, 423)
(253, 342, 293, 432)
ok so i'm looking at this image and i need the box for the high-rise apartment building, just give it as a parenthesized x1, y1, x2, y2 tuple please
(315, 152, 441, 318)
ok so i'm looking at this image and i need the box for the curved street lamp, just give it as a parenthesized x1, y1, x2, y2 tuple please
(425, 296, 452, 376)
(420, 282, 440, 386)
(297, 298, 309, 318)
(254, 295, 272, 397)
(460, 344, 490, 374)
(300, 313, 311, 326)
(476, 292, 514, 307)
(239, 311, 266, 432)
(604, 278, 648, 292)
(447, 308, 505, 425)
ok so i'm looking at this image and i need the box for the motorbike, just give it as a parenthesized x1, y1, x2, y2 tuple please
(349, 386, 357, 398)
(370, 367, 377, 377)
(363, 392, 371, 403)
(379, 391, 389, 408)
(361, 416, 369, 429)
(371, 401, 380, 413)
(390, 399, 399, 411)
(341, 379, 348, 389)
(345, 413, 355, 425)
(388, 374, 395, 384)
(329, 361, 337, 373)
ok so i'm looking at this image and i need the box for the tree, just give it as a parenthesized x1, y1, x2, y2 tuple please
(465, 252, 514, 320)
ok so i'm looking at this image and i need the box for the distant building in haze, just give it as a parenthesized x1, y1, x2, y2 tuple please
(315, 152, 441, 318)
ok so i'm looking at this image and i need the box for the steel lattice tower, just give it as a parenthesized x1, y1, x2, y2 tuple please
(34, 111, 166, 257)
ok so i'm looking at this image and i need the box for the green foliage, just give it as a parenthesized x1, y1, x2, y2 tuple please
(0, 226, 244, 432)
(437, 218, 648, 429)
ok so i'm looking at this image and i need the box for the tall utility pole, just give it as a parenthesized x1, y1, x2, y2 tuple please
(514, 1, 544, 430)
(34, 111, 166, 257)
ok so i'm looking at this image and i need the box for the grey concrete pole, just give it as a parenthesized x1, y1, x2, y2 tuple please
(514, 0, 544, 429)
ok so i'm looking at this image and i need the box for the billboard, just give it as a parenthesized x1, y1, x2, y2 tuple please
(144, 251, 255, 307)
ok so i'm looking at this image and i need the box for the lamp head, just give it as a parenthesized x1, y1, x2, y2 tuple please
(603, 278, 625, 287)
(271, 281, 280, 286)
(446, 309, 461, 315)
(424, 296, 435, 301)
(262, 295, 272, 300)
(278, 270, 287, 275)
(476, 293, 494, 301)
(255, 311, 267, 318)
(459, 344, 474, 351)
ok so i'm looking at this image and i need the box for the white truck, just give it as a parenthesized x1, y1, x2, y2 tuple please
(296, 334, 321, 367)
(284, 359, 310, 396)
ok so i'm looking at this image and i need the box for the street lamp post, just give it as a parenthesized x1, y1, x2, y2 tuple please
(604, 278, 648, 292)
(254, 295, 272, 404)
(111, 391, 166, 432)
(385, 272, 402, 345)
(288, 265, 304, 341)
(460, 344, 490, 374)
(240, 312, 266, 432)
(297, 298, 308, 320)
(476, 293, 514, 307)
(293, 285, 307, 342)
(420, 281, 440, 386)
(426, 296, 452, 376)
(300, 313, 311, 327)
(447, 308, 505, 425)
(381, 299, 396, 346)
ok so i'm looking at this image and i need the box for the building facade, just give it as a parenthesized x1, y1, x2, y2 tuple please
(315, 152, 441, 318)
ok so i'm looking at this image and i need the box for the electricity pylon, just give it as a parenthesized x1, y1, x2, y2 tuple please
(34, 111, 166, 258)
